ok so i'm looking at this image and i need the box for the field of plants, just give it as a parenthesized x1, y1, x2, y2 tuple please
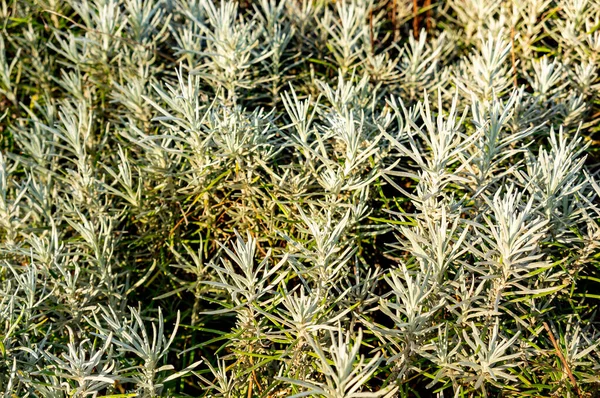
(1, 0, 600, 396)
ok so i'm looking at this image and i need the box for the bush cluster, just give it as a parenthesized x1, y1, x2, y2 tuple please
(1, 0, 600, 396)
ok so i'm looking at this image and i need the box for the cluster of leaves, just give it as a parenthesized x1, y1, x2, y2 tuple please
(1, 0, 600, 396)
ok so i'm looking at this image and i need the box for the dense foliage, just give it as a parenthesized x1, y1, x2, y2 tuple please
(1, 0, 600, 396)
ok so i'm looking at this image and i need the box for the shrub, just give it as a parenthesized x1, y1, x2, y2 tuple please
(0, 0, 599, 396)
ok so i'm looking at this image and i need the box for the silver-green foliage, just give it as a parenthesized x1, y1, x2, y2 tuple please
(1, 0, 600, 397)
